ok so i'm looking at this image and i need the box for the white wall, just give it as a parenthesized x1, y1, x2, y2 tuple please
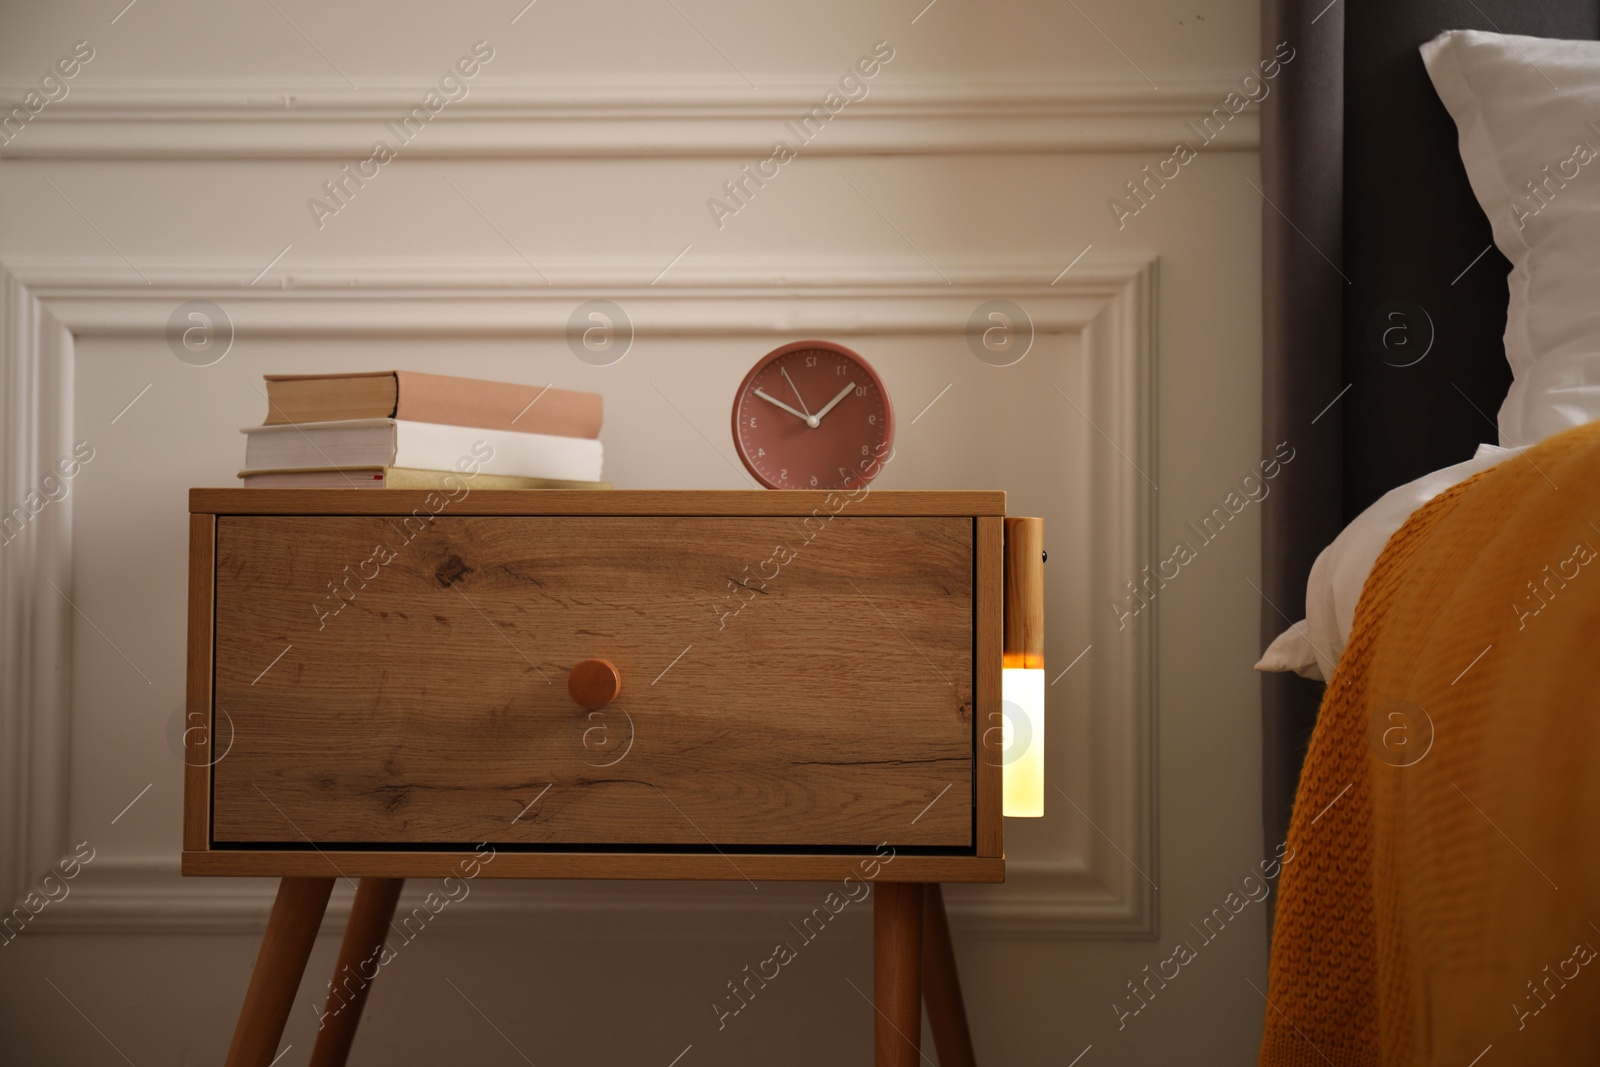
(0, 1, 1269, 1063)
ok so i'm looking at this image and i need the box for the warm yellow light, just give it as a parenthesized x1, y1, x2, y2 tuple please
(1002, 667, 1045, 817)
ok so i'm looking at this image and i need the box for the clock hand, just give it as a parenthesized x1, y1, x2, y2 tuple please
(754, 388, 819, 427)
(811, 382, 857, 424)
(780, 367, 814, 418)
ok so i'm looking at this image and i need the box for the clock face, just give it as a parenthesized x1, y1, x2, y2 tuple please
(733, 341, 894, 491)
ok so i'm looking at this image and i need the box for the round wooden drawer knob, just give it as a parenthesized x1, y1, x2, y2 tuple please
(569, 658, 622, 710)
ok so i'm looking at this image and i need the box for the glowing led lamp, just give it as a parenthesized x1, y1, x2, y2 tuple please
(1002, 517, 1046, 818)
(1002, 663, 1045, 817)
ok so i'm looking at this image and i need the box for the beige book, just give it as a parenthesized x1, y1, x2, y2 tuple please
(238, 466, 611, 490)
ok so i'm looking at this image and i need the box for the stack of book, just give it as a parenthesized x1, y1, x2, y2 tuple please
(239, 370, 608, 489)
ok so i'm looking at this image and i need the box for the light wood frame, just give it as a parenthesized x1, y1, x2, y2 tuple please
(184, 489, 1005, 883)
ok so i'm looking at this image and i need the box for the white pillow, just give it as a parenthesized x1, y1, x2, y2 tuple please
(1257, 620, 1323, 681)
(1256, 445, 1512, 682)
(1423, 30, 1600, 447)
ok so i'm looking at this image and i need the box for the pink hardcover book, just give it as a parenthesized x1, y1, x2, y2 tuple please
(261, 370, 602, 438)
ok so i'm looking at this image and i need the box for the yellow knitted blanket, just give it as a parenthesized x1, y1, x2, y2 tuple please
(1260, 420, 1600, 1066)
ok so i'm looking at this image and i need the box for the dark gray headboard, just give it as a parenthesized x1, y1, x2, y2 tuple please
(1259, 0, 1600, 911)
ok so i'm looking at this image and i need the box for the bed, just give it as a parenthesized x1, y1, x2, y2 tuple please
(1257, 1, 1600, 1062)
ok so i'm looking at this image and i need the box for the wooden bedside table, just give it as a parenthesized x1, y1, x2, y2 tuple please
(185, 489, 1024, 1067)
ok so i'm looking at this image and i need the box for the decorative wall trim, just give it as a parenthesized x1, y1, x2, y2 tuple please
(0, 80, 1255, 159)
(0, 253, 1156, 938)
(0, 268, 74, 922)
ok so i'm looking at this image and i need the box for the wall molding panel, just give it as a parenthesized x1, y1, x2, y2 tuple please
(0, 268, 76, 931)
(0, 253, 1156, 939)
(0, 79, 1256, 160)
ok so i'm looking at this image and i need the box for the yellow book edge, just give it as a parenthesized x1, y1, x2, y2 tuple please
(238, 466, 611, 490)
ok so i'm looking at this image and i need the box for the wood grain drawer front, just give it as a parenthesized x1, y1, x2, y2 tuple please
(211, 515, 975, 849)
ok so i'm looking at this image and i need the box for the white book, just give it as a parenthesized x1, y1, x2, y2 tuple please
(241, 419, 603, 482)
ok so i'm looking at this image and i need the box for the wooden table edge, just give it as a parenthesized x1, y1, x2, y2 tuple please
(182, 851, 1005, 883)
(189, 488, 1007, 516)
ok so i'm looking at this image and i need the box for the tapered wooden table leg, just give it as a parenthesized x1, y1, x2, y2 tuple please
(874, 881, 924, 1067)
(225, 877, 336, 1067)
(922, 883, 977, 1067)
(309, 877, 406, 1067)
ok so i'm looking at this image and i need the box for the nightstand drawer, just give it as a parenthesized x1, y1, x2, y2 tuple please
(209, 512, 976, 849)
